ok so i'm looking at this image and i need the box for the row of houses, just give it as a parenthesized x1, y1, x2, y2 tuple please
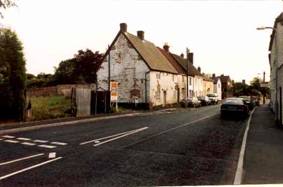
(97, 23, 232, 109)
(269, 12, 283, 125)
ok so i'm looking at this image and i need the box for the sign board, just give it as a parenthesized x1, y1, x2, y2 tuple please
(110, 81, 118, 101)
(260, 82, 269, 88)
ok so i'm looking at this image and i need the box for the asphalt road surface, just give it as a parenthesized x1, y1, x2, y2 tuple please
(0, 105, 248, 186)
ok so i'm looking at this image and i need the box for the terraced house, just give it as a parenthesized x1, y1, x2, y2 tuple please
(97, 23, 204, 108)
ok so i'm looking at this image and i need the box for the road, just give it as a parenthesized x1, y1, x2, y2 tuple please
(0, 105, 248, 186)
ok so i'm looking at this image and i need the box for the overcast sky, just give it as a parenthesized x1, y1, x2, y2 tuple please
(1, 0, 282, 83)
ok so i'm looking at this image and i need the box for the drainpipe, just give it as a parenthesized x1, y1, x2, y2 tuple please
(145, 71, 150, 107)
(108, 45, 111, 113)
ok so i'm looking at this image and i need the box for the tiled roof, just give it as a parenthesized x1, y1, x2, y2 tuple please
(157, 47, 186, 75)
(171, 54, 202, 77)
(218, 75, 231, 83)
(124, 32, 178, 74)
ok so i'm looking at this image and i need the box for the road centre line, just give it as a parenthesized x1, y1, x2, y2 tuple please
(4, 140, 19, 144)
(80, 127, 148, 145)
(21, 142, 36, 146)
(233, 108, 256, 185)
(50, 142, 67, 146)
(33, 140, 48, 143)
(0, 157, 63, 181)
(93, 127, 149, 147)
(124, 114, 217, 148)
(0, 153, 44, 166)
(2, 135, 15, 139)
(38, 145, 56, 149)
(17, 137, 31, 141)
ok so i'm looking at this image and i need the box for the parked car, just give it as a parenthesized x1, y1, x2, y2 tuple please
(239, 96, 255, 110)
(207, 93, 219, 104)
(221, 97, 249, 118)
(197, 96, 211, 106)
(181, 97, 201, 108)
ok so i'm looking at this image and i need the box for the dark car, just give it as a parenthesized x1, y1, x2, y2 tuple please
(221, 97, 249, 118)
(181, 97, 201, 108)
(197, 96, 211, 106)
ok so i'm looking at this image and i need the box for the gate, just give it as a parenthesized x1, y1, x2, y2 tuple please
(91, 91, 110, 114)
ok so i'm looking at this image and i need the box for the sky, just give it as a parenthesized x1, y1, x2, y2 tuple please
(1, 0, 283, 83)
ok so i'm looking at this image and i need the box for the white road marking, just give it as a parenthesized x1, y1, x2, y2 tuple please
(80, 127, 148, 145)
(233, 108, 256, 185)
(4, 140, 19, 144)
(48, 152, 56, 159)
(34, 140, 48, 143)
(124, 114, 217, 148)
(21, 142, 36, 146)
(0, 157, 63, 180)
(0, 153, 44, 166)
(38, 144, 57, 149)
(94, 127, 148, 147)
(50, 142, 67, 146)
(17, 137, 31, 141)
(2, 135, 15, 139)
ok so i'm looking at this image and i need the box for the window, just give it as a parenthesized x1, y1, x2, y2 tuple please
(172, 75, 175, 81)
(156, 73, 160, 79)
(182, 76, 184, 82)
(189, 77, 192, 85)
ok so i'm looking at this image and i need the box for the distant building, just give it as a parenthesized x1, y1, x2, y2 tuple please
(217, 75, 233, 99)
(202, 74, 214, 96)
(211, 74, 222, 100)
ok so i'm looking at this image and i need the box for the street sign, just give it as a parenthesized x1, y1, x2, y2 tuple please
(110, 81, 118, 101)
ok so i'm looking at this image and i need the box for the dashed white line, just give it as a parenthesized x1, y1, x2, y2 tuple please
(50, 142, 67, 146)
(0, 153, 44, 166)
(2, 135, 15, 139)
(0, 157, 63, 180)
(17, 137, 31, 141)
(38, 144, 57, 149)
(21, 142, 36, 146)
(4, 140, 19, 144)
(34, 140, 48, 143)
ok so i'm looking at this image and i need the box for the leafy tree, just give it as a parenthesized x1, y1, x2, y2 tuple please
(53, 49, 103, 84)
(0, 28, 26, 120)
(0, 0, 16, 18)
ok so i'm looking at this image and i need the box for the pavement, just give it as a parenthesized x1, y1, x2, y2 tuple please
(243, 104, 283, 184)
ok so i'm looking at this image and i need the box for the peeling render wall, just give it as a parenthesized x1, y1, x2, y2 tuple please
(149, 72, 187, 106)
(97, 34, 150, 104)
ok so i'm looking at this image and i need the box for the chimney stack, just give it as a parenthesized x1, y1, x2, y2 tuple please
(263, 71, 266, 82)
(198, 67, 201, 73)
(242, 79, 246, 85)
(120, 23, 127, 32)
(180, 53, 184, 58)
(163, 43, 170, 52)
(188, 52, 194, 64)
(137, 31, 144, 40)
(212, 73, 215, 78)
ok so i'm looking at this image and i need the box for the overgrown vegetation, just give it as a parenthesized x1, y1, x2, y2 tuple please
(30, 96, 72, 120)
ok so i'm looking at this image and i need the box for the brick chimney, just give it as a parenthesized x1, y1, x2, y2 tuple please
(198, 67, 201, 73)
(180, 53, 184, 58)
(120, 23, 127, 32)
(137, 31, 144, 40)
(212, 73, 215, 78)
(188, 53, 194, 64)
(242, 79, 246, 85)
(163, 43, 170, 52)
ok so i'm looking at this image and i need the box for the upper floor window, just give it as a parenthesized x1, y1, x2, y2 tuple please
(156, 72, 161, 79)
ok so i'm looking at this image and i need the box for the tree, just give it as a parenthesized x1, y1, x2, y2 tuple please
(0, 28, 26, 120)
(0, 0, 16, 18)
(53, 49, 103, 84)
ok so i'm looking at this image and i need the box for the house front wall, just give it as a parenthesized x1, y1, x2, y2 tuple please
(213, 79, 222, 100)
(203, 80, 214, 96)
(149, 72, 187, 106)
(97, 34, 150, 104)
(193, 76, 204, 97)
